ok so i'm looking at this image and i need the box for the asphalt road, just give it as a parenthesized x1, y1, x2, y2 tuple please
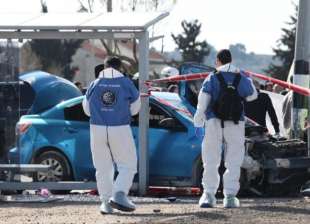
(0, 195, 309, 224)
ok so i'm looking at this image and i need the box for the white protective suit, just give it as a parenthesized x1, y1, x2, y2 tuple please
(194, 63, 257, 196)
(83, 68, 141, 202)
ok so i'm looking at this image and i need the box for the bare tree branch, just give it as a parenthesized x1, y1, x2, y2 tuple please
(115, 40, 121, 55)
(77, 0, 90, 12)
(87, 0, 94, 12)
(40, 0, 48, 13)
(100, 39, 113, 55)
(132, 39, 138, 64)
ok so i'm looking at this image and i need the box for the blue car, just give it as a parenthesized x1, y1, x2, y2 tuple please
(10, 68, 310, 195)
(9, 71, 204, 187)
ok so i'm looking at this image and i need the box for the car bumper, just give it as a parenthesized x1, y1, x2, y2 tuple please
(263, 157, 310, 169)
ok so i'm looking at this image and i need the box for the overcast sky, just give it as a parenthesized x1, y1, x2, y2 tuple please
(0, 0, 298, 54)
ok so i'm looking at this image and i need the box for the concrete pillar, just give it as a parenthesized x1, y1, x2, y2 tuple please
(293, 0, 310, 155)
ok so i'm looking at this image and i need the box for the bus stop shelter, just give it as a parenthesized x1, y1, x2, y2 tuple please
(0, 12, 169, 195)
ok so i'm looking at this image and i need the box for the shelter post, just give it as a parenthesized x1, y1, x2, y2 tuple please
(138, 31, 150, 196)
(293, 0, 310, 155)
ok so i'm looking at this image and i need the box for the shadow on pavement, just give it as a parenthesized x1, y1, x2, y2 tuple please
(249, 205, 310, 215)
(114, 210, 227, 219)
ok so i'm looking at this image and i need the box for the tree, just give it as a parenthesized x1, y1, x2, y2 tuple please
(29, 39, 83, 80)
(27, 1, 83, 80)
(40, 0, 48, 13)
(171, 20, 210, 64)
(78, 0, 176, 12)
(229, 43, 247, 60)
(265, 6, 297, 81)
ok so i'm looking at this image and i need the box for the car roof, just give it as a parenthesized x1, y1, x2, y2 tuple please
(150, 91, 182, 101)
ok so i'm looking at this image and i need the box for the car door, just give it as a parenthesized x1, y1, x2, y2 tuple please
(179, 63, 215, 109)
(63, 102, 94, 181)
(148, 102, 196, 178)
(131, 101, 196, 179)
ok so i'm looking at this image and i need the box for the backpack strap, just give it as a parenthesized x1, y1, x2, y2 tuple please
(232, 73, 241, 88)
(232, 73, 242, 125)
(232, 73, 244, 102)
(215, 72, 226, 129)
(216, 72, 227, 90)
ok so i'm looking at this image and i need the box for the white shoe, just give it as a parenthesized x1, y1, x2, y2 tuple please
(109, 191, 136, 212)
(223, 195, 240, 208)
(199, 192, 216, 208)
(100, 201, 113, 214)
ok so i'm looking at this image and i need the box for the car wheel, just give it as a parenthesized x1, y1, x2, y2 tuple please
(33, 150, 72, 194)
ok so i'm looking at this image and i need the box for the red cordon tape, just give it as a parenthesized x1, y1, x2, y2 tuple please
(244, 70, 310, 97)
(152, 95, 192, 116)
(146, 71, 310, 97)
(139, 92, 192, 116)
(140, 93, 150, 97)
(148, 73, 209, 84)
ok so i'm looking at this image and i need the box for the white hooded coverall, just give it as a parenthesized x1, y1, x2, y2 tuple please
(83, 68, 141, 202)
(194, 63, 257, 196)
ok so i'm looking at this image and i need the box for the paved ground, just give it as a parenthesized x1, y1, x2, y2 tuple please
(0, 195, 309, 224)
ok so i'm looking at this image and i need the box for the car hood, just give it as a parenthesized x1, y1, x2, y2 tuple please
(19, 71, 82, 114)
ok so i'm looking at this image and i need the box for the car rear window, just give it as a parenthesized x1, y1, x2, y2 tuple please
(64, 103, 89, 122)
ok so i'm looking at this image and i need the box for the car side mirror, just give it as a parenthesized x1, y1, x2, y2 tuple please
(158, 117, 177, 129)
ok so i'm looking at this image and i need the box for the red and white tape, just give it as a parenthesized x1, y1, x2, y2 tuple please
(145, 71, 310, 97)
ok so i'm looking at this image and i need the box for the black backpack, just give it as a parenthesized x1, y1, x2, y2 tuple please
(212, 72, 243, 128)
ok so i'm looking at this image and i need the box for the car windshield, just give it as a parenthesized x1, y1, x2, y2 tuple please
(152, 93, 193, 122)
(169, 99, 193, 122)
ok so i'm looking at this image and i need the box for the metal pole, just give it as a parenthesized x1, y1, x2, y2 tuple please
(138, 31, 149, 196)
(107, 0, 112, 12)
(293, 0, 310, 156)
(308, 96, 310, 156)
(107, 0, 113, 51)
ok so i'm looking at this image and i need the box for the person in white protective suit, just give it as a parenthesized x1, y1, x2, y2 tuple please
(160, 66, 179, 92)
(160, 66, 179, 77)
(83, 56, 141, 214)
(194, 49, 257, 208)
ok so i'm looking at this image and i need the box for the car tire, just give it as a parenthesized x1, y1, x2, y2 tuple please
(33, 150, 72, 194)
